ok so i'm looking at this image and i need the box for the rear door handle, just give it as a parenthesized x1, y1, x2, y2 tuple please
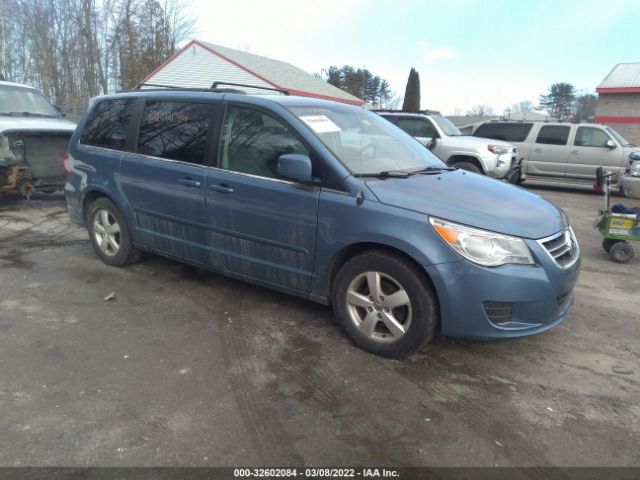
(570, 150, 579, 154)
(534, 148, 542, 153)
(208, 183, 234, 194)
(178, 178, 201, 187)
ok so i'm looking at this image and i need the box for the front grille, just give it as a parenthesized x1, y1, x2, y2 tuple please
(483, 301, 513, 326)
(538, 227, 580, 269)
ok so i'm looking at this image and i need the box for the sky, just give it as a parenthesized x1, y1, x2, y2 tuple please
(185, 0, 640, 115)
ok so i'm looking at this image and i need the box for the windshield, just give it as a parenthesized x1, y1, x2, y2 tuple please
(0, 84, 59, 118)
(605, 127, 635, 147)
(432, 115, 463, 136)
(288, 104, 446, 175)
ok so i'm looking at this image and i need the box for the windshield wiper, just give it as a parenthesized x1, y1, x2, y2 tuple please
(355, 170, 413, 178)
(411, 166, 456, 174)
(6, 111, 54, 118)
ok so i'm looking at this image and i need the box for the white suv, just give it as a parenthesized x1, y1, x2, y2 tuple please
(0, 80, 76, 196)
(473, 120, 640, 192)
(376, 110, 520, 180)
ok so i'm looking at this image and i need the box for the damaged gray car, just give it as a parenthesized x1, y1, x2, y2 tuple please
(0, 80, 76, 197)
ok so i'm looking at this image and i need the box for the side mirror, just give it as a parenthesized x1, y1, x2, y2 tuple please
(277, 154, 313, 183)
(54, 105, 66, 117)
(427, 138, 437, 150)
(606, 139, 616, 149)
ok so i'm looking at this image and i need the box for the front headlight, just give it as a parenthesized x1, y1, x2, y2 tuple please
(430, 217, 534, 267)
(488, 144, 510, 155)
(630, 160, 640, 177)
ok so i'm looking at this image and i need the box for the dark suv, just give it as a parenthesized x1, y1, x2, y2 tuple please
(64, 87, 580, 357)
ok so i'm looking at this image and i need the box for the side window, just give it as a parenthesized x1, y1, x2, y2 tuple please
(536, 126, 570, 145)
(397, 117, 436, 138)
(219, 106, 309, 179)
(80, 99, 134, 150)
(574, 127, 611, 148)
(474, 123, 532, 142)
(137, 101, 211, 164)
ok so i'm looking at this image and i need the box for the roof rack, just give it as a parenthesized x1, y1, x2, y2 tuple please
(211, 81, 289, 95)
(373, 108, 441, 115)
(131, 82, 245, 93)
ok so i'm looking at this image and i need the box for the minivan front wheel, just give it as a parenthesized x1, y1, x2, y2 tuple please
(88, 198, 141, 267)
(333, 251, 438, 358)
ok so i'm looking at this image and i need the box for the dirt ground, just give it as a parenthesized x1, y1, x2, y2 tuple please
(0, 185, 638, 467)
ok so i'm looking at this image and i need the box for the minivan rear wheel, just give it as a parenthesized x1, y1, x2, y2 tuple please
(332, 251, 438, 358)
(87, 197, 141, 267)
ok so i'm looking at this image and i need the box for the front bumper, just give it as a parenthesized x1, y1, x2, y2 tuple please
(485, 152, 515, 179)
(424, 236, 581, 339)
(621, 174, 640, 198)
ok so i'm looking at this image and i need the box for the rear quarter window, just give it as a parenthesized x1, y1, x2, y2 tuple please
(473, 123, 533, 142)
(536, 125, 570, 145)
(80, 99, 134, 150)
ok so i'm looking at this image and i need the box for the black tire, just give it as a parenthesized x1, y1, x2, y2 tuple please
(453, 161, 482, 174)
(87, 197, 142, 267)
(609, 241, 635, 263)
(332, 250, 438, 358)
(602, 238, 619, 253)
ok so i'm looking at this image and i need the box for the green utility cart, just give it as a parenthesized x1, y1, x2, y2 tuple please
(595, 168, 639, 263)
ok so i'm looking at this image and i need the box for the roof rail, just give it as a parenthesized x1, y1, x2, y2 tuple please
(132, 82, 243, 93)
(373, 108, 441, 115)
(211, 81, 289, 95)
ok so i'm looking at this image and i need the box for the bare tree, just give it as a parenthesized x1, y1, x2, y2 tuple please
(467, 104, 495, 117)
(511, 100, 534, 113)
(0, 0, 194, 118)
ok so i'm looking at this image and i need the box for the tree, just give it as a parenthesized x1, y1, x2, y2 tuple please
(539, 82, 576, 121)
(402, 67, 420, 111)
(321, 65, 394, 107)
(511, 100, 534, 113)
(0, 0, 193, 118)
(572, 93, 597, 123)
(467, 104, 494, 117)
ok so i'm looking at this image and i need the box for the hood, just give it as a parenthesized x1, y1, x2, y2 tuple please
(365, 170, 566, 239)
(0, 116, 76, 134)
(444, 134, 513, 150)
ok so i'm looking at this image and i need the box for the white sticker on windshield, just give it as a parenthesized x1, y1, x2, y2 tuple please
(300, 115, 341, 133)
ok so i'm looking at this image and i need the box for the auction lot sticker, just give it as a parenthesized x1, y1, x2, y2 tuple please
(300, 115, 342, 133)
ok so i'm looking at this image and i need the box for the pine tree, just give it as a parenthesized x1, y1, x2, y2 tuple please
(539, 82, 576, 121)
(402, 68, 420, 111)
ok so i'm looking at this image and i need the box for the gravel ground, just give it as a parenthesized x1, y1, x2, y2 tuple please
(0, 185, 638, 467)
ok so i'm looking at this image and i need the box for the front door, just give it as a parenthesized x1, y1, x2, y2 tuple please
(205, 105, 320, 293)
(118, 100, 214, 263)
(567, 126, 624, 180)
(526, 125, 571, 177)
(396, 117, 441, 156)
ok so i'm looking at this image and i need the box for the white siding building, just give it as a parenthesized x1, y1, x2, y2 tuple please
(138, 40, 364, 106)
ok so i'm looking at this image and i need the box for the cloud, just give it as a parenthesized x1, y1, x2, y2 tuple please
(424, 46, 459, 62)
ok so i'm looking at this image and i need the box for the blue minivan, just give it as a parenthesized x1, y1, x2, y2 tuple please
(65, 88, 581, 357)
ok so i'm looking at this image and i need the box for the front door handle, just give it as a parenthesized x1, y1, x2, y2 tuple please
(570, 150, 579, 154)
(208, 183, 234, 194)
(178, 178, 201, 187)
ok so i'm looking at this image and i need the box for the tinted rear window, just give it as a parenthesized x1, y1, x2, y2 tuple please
(136, 101, 212, 164)
(536, 126, 570, 145)
(80, 99, 134, 150)
(473, 123, 533, 142)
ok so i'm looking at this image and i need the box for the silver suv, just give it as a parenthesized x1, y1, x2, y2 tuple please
(473, 120, 640, 191)
(376, 110, 519, 180)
